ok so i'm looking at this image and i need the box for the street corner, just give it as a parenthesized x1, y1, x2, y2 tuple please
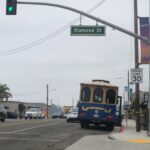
(127, 139, 150, 144)
(114, 125, 125, 133)
(108, 134, 116, 140)
(108, 125, 124, 140)
(108, 125, 127, 141)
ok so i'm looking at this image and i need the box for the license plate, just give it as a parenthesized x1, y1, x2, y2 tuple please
(94, 114, 99, 118)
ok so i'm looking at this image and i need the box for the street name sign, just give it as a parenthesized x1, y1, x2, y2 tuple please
(124, 86, 130, 92)
(70, 25, 106, 36)
(131, 68, 143, 84)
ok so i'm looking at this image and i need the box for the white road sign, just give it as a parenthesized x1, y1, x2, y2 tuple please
(131, 68, 143, 84)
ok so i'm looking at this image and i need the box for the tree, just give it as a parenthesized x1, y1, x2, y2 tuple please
(0, 83, 12, 101)
(18, 103, 26, 119)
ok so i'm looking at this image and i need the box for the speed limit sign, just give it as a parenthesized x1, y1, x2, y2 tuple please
(131, 68, 143, 84)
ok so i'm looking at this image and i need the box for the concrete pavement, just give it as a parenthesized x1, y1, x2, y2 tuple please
(109, 119, 150, 143)
(65, 119, 150, 150)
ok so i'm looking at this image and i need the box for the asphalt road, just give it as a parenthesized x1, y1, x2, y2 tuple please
(0, 118, 111, 150)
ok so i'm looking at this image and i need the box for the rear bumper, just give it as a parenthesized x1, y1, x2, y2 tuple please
(67, 118, 79, 122)
(79, 118, 115, 125)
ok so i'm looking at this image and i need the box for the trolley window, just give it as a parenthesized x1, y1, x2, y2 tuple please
(93, 88, 103, 103)
(81, 87, 91, 101)
(106, 89, 116, 104)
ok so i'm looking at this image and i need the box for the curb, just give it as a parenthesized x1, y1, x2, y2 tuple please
(108, 135, 115, 140)
(108, 125, 124, 140)
(119, 125, 125, 132)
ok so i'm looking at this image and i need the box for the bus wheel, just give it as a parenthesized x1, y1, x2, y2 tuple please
(85, 123, 89, 128)
(80, 123, 84, 128)
(80, 121, 85, 128)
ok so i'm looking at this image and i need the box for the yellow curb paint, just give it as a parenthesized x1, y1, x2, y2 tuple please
(127, 139, 150, 143)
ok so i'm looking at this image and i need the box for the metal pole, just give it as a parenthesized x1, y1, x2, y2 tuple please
(148, 0, 150, 136)
(134, 0, 140, 132)
(148, 39, 150, 134)
(46, 84, 49, 119)
(128, 70, 130, 101)
(17, 1, 150, 44)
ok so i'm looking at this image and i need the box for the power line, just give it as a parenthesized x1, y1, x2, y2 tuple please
(0, 0, 107, 56)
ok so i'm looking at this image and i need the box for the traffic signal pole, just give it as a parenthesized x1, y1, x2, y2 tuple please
(15, 1, 150, 132)
(17, 1, 150, 45)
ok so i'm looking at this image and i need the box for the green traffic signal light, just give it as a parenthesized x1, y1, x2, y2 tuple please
(8, 6, 13, 12)
(6, 0, 17, 15)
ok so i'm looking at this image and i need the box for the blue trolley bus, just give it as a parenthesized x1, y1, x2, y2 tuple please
(78, 80, 122, 130)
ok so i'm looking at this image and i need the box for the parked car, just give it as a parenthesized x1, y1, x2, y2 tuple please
(0, 105, 6, 122)
(25, 107, 43, 119)
(7, 112, 18, 119)
(62, 112, 68, 118)
(66, 107, 79, 123)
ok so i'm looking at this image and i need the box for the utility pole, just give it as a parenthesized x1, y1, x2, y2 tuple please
(128, 70, 130, 101)
(46, 84, 49, 119)
(134, 0, 140, 132)
(148, 0, 150, 136)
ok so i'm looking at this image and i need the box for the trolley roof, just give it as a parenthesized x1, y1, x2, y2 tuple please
(80, 80, 118, 88)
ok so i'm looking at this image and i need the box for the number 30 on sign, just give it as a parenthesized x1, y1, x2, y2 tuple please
(130, 68, 143, 84)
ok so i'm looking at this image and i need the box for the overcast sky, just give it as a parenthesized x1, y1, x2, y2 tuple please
(0, 0, 149, 106)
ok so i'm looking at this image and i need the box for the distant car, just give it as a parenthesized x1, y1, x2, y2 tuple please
(0, 105, 6, 122)
(63, 113, 69, 118)
(66, 112, 79, 122)
(66, 107, 79, 123)
(25, 108, 43, 119)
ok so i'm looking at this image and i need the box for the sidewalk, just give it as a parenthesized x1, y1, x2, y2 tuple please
(109, 119, 150, 143)
(65, 120, 150, 150)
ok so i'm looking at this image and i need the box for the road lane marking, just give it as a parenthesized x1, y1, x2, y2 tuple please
(0, 137, 60, 142)
(11, 122, 59, 133)
(0, 132, 46, 135)
(0, 132, 11, 134)
(0, 119, 53, 127)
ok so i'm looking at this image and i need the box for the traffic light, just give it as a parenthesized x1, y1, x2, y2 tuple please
(6, 0, 17, 15)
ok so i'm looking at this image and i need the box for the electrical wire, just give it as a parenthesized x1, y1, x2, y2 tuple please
(0, 0, 106, 55)
(0, 0, 107, 56)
